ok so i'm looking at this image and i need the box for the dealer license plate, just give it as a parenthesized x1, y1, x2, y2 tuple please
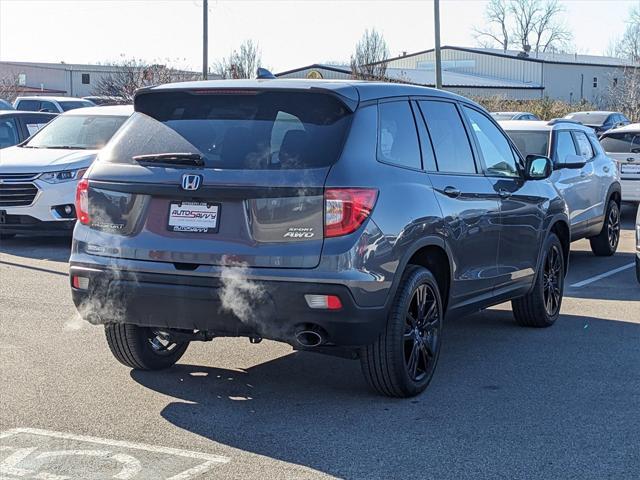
(168, 201, 220, 233)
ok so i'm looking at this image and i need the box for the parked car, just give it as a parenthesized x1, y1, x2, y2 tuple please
(564, 111, 630, 135)
(0, 99, 14, 110)
(0, 105, 132, 238)
(599, 123, 640, 204)
(13, 96, 95, 113)
(69, 80, 570, 398)
(636, 207, 640, 284)
(491, 111, 540, 121)
(501, 119, 621, 256)
(0, 111, 57, 149)
(83, 96, 128, 106)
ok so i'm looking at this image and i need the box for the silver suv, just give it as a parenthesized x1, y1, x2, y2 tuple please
(501, 119, 621, 256)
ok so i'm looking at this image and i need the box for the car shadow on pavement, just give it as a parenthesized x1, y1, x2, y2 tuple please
(0, 236, 71, 262)
(131, 310, 640, 479)
(565, 251, 640, 301)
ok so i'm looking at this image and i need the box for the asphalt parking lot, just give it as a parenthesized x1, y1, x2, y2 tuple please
(0, 204, 638, 480)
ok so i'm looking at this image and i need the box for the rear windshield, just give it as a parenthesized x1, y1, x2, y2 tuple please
(101, 91, 352, 169)
(504, 131, 550, 157)
(565, 113, 608, 125)
(600, 132, 640, 153)
(24, 115, 128, 150)
(59, 100, 95, 111)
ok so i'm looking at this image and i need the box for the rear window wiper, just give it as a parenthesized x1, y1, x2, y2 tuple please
(132, 152, 204, 167)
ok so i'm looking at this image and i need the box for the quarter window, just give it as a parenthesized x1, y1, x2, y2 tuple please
(377, 101, 421, 170)
(463, 106, 520, 177)
(572, 131, 594, 160)
(417, 100, 476, 174)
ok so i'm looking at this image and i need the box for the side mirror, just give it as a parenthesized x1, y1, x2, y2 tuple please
(559, 154, 587, 169)
(525, 155, 552, 180)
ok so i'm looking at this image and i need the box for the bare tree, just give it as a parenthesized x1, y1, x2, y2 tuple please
(474, 0, 571, 54)
(350, 28, 390, 80)
(0, 72, 23, 103)
(92, 58, 199, 101)
(213, 40, 262, 79)
(610, 5, 640, 63)
(473, 0, 510, 51)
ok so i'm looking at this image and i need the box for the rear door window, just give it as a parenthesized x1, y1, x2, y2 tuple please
(377, 101, 421, 170)
(15, 100, 40, 111)
(39, 101, 58, 113)
(417, 100, 476, 174)
(554, 131, 578, 165)
(572, 131, 594, 160)
(463, 106, 520, 177)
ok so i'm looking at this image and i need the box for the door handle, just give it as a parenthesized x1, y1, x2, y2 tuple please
(603, 166, 610, 173)
(443, 186, 461, 198)
(498, 189, 512, 199)
(580, 171, 588, 178)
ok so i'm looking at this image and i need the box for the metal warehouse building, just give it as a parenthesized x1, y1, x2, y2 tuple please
(277, 46, 639, 105)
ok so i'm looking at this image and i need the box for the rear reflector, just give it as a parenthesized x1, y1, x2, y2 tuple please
(304, 294, 343, 310)
(71, 275, 89, 290)
(324, 188, 378, 238)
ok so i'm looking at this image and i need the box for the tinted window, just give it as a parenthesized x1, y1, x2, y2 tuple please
(418, 100, 476, 174)
(554, 131, 578, 164)
(377, 101, 421, 169)
(106, 91, 352, 170)
(59, 100, 94, 111)
(573, 131, 594, 159)
(505, 131, 550, 158)
(600, 132, 640, 153)
(16, 100, 40, 111)
(0, 117, 19, 148)
(39, 101, 58, 113)
(24, 115, 127, 149)
(464, 106, 519, 177)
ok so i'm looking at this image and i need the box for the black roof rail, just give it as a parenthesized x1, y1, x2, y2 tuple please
(547, 118, 582, 126)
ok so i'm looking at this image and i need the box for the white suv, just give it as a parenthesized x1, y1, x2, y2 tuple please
(0, 105, 132, 238)
(501, 119, 622, 256)
(599, 123, 640, 204)
(13, 96, 95, 113)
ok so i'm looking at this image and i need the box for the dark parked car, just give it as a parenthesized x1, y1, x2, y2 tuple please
(564, 111, 630, 135)
(0, 110, 57, 149)
(69, 80, 570, 397)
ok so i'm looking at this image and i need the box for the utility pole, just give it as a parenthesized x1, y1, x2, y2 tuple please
(203, 0, 208, 80)
(434, 0, 442, 89)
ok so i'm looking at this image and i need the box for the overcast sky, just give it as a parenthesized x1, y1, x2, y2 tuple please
(1, 0, 638, 72)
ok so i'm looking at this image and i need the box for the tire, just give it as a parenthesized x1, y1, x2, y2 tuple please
(589, 200, 620, 256)
(0, 234, 16, 240)
(104, 324, 189, 370)
(360, 265, 444, 398)
(512, 233, 564, 328)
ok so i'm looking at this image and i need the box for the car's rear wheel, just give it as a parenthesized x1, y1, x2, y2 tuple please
(104, 324, 189, 370)
(512, 233, 564, 328)
(589, 200, 620, 256)
(360, 265, 443, 397)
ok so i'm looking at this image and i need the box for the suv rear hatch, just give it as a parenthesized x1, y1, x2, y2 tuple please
(600, 130, 640, 180)
(80, 88, 354, 268)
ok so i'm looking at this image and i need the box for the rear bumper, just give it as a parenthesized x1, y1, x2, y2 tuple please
(69, 264, 388, 347)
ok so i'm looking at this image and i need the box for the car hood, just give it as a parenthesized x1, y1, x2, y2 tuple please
(0, 146, 98, 174)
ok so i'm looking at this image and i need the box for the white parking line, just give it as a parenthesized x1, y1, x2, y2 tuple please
(569, 262, 635, 288)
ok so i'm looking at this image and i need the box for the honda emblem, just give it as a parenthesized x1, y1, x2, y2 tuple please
(181, 174, 202, 191)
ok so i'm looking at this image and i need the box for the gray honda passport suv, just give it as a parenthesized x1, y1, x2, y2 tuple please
(70, 80, 570, 397)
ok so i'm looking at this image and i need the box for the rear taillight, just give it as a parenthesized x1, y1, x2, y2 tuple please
(324, 188, 378, 238)
(75, 178, 90, 225)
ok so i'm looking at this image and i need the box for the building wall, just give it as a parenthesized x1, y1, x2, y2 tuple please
(277, 67, 351, 80)
(541, 63, 629, 105)
(448, 87, 543, 100)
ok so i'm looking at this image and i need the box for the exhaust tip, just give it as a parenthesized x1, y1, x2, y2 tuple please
(294, 327, 324, 348)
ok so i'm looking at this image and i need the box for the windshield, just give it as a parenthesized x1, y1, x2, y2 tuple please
(565, 113, 609, 125)
(100, 91, 352, 170)
(491, 113, 516, 120)
(600, 132, 640, 153)
(505, 131, 550, 157)
(24, 115, 128, 150)
(59, 100, 95, 111)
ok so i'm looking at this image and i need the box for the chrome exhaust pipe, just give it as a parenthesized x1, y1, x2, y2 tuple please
(295, 327, 324, 348)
